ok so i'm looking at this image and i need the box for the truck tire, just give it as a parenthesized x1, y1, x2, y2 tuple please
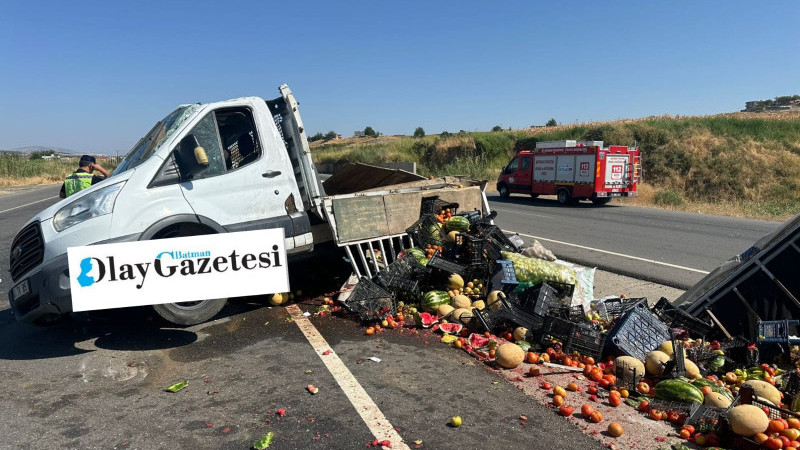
(556, 189, 571, 205)
(498, 184, 510, 198)
(150, 224, 228, 326)
(530, 193, 539, 199)
(592, 198, 612, 205)
(153, 300, 227, 326)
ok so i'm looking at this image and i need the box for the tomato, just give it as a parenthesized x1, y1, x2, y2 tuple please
(607, 423, 623, 438)
(583, 356, 595, 366)
(559, 405, 573, 416)
(587, 386, 598, 395)
(766, 437, 784, 449)
(581, 404, 594, 418)
(541, 381, 553, 390)
(546, 347, 556, 357)
(788, 418, 800, 429)
(694, 434, 706, 446)
(679, 429, 691, 439)
(764, 406, 773, 416)
(791, 442, 800, 449)
(781, 436, 792, 447)
(588, 368, 604, 382)
(504, 332, 513, 341)
(526, 352, 540, 364)
(618, 388, 629, 398)
(636, 382, 650, 394)
(540, 353, 550, 363)
(609, 395, 621, 407)
(771, 419, 788, 433)
(484, 331, 491, 338)
(567, 382, 579, 392)
(638, 400, 650, 412)
(649, 409, 663, 421)
(700, 386, 713, 396)
(563, 357, 573, 367)
(589, 411, 603, 423)
(682, 425, 695, 435)
(528, 366, 540, 377)
(365, 327, 375, 335)
(489, 349, 496, 358)
(598, 379, 610, 389)
(553, 386, 567, 398)
(667, 410, 681, 423)
(552, 394, 564, 406)
(603, 374, 616, 385)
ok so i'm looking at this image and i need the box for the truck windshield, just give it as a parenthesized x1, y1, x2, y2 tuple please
(112, 104, 200, 175)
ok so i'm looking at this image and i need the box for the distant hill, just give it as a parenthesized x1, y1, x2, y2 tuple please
(8, 146, 82, 155)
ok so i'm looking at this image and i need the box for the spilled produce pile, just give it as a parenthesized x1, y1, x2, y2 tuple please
(339, 197, 800, 449)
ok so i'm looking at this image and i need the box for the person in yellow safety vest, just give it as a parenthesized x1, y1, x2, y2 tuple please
(59, 155, 111, 198)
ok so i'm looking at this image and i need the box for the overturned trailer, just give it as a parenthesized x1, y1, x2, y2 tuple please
(679, 213, 800, 342)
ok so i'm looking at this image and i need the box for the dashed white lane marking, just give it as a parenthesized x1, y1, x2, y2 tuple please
(509, 231, 711, 274)
(286, 304, 409, 449)
(0, 196, 57, 215)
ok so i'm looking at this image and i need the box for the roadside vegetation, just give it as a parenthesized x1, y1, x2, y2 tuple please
(312, 111, 800, 221)
(0, 154, 119, 189)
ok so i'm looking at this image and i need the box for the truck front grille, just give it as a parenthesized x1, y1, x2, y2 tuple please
(10, 222, 44, 281)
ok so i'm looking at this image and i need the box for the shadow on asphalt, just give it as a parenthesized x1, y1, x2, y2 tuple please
(486, 193, 623, 210)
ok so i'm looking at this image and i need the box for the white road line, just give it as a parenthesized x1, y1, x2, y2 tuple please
(490, 207, 555, 219)
(510, 231, 711, 274)
(286, 304, 409, 450)
(0, 197, 57, 215)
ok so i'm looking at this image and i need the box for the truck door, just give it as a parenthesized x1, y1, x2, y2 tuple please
(604, 154, 629, 191)
(175, 105, 299, 249)
(511, 155, 532, 193)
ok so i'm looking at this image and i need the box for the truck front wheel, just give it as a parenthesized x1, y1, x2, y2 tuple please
(556, 189, 571, 205)
(153, 300, 228, 326)
(498, 184, 510, 199)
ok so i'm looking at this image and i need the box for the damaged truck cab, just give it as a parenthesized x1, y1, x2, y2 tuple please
(8, 84, 490, 325)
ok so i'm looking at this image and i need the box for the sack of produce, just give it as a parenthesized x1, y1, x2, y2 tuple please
(520, 239, 557, 261)
(501, 251, 577, 286)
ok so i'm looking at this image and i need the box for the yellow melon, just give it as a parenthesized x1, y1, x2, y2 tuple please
(496, 343, 525, 369)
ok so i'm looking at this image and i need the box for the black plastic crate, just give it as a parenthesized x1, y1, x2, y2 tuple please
(469, 293, 545, 334)
(458, 233, 487, 266)
(419, 196, 458, 217)
(406, 215, 447, 249)
(595, 297, 647, 321)
(373, 272, 420, 300)
(614, 360, 643, 390)
(647, 398, 694, 414)
(546, 281, 576, 300)
(605, 302, 671, 361)
(345, 277, 396, 322)
(685, 403, 726, 430)
(427, 250, 466, 275)
(550, 305, 586, 322)
(758, 319, 800, 344)
(540, 315, 606, 359)
(385, 252, 430, 280)
(518, 282, 559, 314)
(456, 210, 482, 224)
(489, 259, 518, 294)
(473, 223, 519, 252)
(652, 297, 715, 338)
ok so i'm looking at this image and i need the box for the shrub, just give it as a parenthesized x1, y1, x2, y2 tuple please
(653, 189, 684, 206)
(413, 127, 425, 138)
(546, 118, 557, 127)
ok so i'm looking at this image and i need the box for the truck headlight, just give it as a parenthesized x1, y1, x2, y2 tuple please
(53, 182, 124, 232)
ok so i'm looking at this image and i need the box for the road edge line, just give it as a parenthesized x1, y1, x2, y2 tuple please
(286, 304, 409, 449)
(0, 196, 56, 215)
(509, 231, 711, 274)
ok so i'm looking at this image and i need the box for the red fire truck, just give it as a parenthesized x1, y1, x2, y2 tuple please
(496, 140, 640, 205)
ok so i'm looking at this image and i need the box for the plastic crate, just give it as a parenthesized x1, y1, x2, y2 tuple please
(345, 277, 396, 322)
(427, 250, 466, 275)
(546, 281, 576, 300)
(469, 293, 545, 334)
(419, 196, 458, 217)
(685, 403, 726, 431)
(458, 233, 488, 266)
(473, 223, 519, 252)
(373, 272, 420, 300)
(647, 398, 694, 414)
(758, 319, 800, 344)
(406, 214, 447, 249)
(489, 260, 519, 294)
(550, 305, 586, 322)
(540, 315, 606, 359)
(605, 302, 671, 361)
(594, 297, 647, 321)
(614, 360, 642, 390)
(652, 297, 715, 338)
(518, 282, 559, 315)
(720, 386, 800, 450)
(456, 210, 482, 224)
(782, 371, 800, 401)
(386, 252, 430, 280)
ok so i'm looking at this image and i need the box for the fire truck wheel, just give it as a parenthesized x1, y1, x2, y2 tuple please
(530, 193, 539, 199)
(556, 189, 571, 205)
(592, 198, 612, 205)
(498, 184, 510, 198)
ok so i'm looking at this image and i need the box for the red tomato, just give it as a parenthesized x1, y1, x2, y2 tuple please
(541, 381, 552, 390)
(607, 423, 623, 437)
(526, 352, 540, 364)
(609, 395, 621, 407)
(638, 400, 650, 412)
(589, 411, 603, 423)
(667, 410, 681, 423)
(679, 429, 691, 439)
(771, 419, 788, 433)
(559, 405, 574, 416)
(766, 437, 784, 450)
(636, 381, 650, 394)
(581, 404, 594, 418)
(682, 425, 695, 435)
(587, 386, 598, 395)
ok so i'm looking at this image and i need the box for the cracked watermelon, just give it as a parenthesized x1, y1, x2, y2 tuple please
(437, 323, 463, 334)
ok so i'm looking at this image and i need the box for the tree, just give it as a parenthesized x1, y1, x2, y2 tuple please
(440, 131, 452, 138)
(491, 125, 503, 132)
(308, 132, 324, 142)
(363, 126, 377, 137)
(413, 127, 425, 138)
(546, 118, 558, 127)
(324, 131, 337, 140)
(30, 149, 56, 160)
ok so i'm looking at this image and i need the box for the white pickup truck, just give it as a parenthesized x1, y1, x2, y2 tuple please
(8, 84, 490, 325)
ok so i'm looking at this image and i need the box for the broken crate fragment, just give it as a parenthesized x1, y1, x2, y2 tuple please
(165, 380, 188, 392)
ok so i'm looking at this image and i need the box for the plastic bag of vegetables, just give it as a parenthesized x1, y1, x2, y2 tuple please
(501, 251, 577, 286)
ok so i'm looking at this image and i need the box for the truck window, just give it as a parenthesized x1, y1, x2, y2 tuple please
(520, 156, 530, 170)
(214, 108, 262, 170)
(507, 157, 519, 173)
(177, 113, 226, 180)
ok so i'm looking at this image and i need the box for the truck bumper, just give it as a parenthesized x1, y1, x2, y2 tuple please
(8, 253, 72, 323)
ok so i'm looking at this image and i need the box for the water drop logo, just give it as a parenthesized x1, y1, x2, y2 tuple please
(77, 257, 95, 287)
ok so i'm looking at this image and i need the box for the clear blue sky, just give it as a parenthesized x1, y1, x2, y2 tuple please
(1, 1, 798, 154)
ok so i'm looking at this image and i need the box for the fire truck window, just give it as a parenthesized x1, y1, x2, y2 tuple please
(521, 157, 530, 170)
(507, 158, 519, 172)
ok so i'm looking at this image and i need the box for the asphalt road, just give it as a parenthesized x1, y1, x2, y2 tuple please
(487, 194, 781, 290)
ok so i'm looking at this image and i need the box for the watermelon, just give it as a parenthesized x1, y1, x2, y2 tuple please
(421, 290, 450, 313)
(653, 379, 705, 404)
(414, 312, 438, 328)
(427, 224, 444, 246)
(691, 378, 734, 401)
(468, 333, 490, 348)
(445, 216, 470, 232)
(405, 248, 429, 266)
(437, 323, 463, 334)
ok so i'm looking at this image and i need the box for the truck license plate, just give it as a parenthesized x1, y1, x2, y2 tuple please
(11, 280, 30, 301)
